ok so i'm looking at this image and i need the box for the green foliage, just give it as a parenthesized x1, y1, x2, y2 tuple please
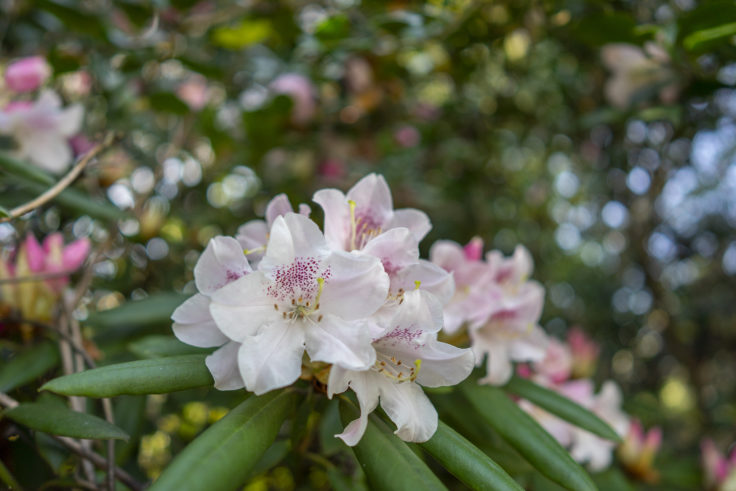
(0, 341, 59, 393)
(4, 402, 129, 440)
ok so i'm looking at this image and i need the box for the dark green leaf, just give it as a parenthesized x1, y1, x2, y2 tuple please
(0, 458, 23, 491)
(128, 335, 211, 359)
(461, 383, 596, 491)
(150, 92, 191, 115)
(40, 354, 213, 397)
(0, 342, 60, 392)
(150, 390, 298, 491)
(339, 400, 447, 491)
(683, 22, 736, 52)
(421, 421, 523, 491)
(0, 152, 55, 186)
(504, 376, 620, 442)
(86, 293, 189, 330)
(4, 402, 128, 440)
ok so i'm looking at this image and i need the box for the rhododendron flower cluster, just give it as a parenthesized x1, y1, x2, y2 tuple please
(702, 439, 736, 491)
(0, 233, 90, 324)
(173, 174, 473, 444)
(1, 55, 84, 173)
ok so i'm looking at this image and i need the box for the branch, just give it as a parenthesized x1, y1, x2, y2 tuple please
(0, 133, 117, 223)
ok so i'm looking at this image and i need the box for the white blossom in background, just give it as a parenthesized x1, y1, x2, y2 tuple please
(0, 90, 83, 173)
(209, 213, 389, 395)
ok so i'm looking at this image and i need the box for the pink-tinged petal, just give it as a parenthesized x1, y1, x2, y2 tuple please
(377, 377, 437, 443)
(298, 203, 311, 216)
(42, 233, 63, 254)
(411, 338, 474, 388)
(208, 273, 276, 342)
(61, 238, 90, 271)
(330, 369, 379, 446)
(511, 245, 534, 282)
(237, 322, 305, 395)
(312, 188, 351, 250)
(644, 427, 662, 452)
(559, 379, 595, 407)
(387, 289, 444, 335)
(22, 131, 73, 173)
(5, 56, 51, 93)
(387, 208, 431, 242)
(361, 227, 419, 276)
(265, 193, 295, 227)
(463, 237, 483, 261)
(262, 214, 328, 268)
(474, 336, 513, 386)
(508, 326, 549, 363)
(533, 337, 572, 384)
(346, 174, 394, 231)
(205, 341, 245, 390)
(194, 236, 251, 295)
(305, 315, 376, 370)
(429, 240, 466, 272)
(270, 73, 316, 124)
(236, 220, 268, 256)
(55, 104, 84, 137)
(570, 430, 615, 471)
(22, 234, 45, 273)
(172, 294, 229, 348)
(391, 260, 454, 305)
(318, 251, 389, 321)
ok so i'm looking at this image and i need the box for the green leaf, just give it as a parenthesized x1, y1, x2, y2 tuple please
(0, 206, 9, 218)
(504, 376, 620, 442)
(461, 383, 596, 491)
(0, 152, 55, 186)
(420, 421, 523, 491)
(150, 390, 297, 491)
(0, 457, 23, 491)
(86, 293, 189, 330)
(683, 22, 736, 52)
(150, 91, 191, 115)
(4, 402, 129, 440)
(339, 400, 447, 491)
(128, 335, 211, 359)
(0, 342, 60, 392)
(211, 18, 272, 49)
(40, 354, 213, 397)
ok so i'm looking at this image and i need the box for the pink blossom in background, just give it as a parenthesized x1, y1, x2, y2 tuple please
(568, 327, 600, 378)
(394, 125, 420, 148)
(4, 56, 51, 93)
(270, 73, 316, 125)
(532, 337, 573, 385)
(319, 159, 346, 180)
(702, 439, 736, 491)
(176, 75, 209, 111)
(69, 134, 95, 157)
(618, 419, 661, 483)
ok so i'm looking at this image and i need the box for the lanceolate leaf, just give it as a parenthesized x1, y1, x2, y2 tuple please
(149, 390, 298, 491)
(128, 335, 211, 359)
(4, 402, 129, 441)
(339, 400, 447, 491)
(85, 293, 189, 330)
(461, 383, 596, 491)
(40, 354, 213, 397)
(504, 375, 621, 442)
(0, 341, 59, 392)
(420, 421, 523, 491)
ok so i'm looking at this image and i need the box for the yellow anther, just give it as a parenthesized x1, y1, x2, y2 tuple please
(243, 245, 266, 255)
(315, 277, 325, 307)
(348, 199, 358, 250)
(414, 280, 421, 290)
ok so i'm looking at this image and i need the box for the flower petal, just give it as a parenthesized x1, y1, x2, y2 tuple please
(411, 338, 474, 388)
(22, 131, 73, 173)
(312, 188, 351, 250)
(305, 315, 376, 370)
(262, 213, 328, 268)
(205, 341, 245, 390)
(329, 369, 380, 447)
(194, 236, 252, 295)
(391, 260, 454, 305)
(388, 208, 432, 242)
(361, 227, 419, 277)
(172, 294, 229, 348)
(346, 174, 394, 228)
(474, 334, 513, 385)
(237, 322, 305, 395)
(265, 193, 294, 227)
(208, 273, 276, 342)
(378, 378, 437, 443)
(318, 251, 389, 321)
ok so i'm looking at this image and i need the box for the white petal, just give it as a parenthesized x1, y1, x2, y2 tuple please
(330, 369, 379, 447)
(265, 193, 294, 226)
(378, 378, 437, 443)
(263, 214, 328, 267)
(412, 339, 474, 388)
(361, 227, 419, 275)
(209, 273, 276, 342)
(305, 315, 375, 370)
(205, 341, 245, 390)
(56, 104, 84, 137)
(194, 236, 251, 295)
(346, 174, 394, 228)
(312, 188, 351, 250)
(23, 132, 72, 173)
(171, 293, 229, 348)
(388, 208, 431, 242)
(475, 335, 513, 385)
(429, 240, 465, 272)
(508, 325, 549, 363)
(319, 251, 389, 321)
(391, 260, 454, 305)
(236, 220, 268, 252)
(388, 289, 444, 335)
(237, 323, 305, 395)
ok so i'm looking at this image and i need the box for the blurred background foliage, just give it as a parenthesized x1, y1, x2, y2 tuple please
(1, 0, 736, 489)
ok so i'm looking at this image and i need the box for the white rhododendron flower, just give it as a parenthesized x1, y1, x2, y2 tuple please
(209, 213, 389, 395)
(328, 289, 474, 445)
(314, 173, 431, 252)
(0, 90, 83, 173)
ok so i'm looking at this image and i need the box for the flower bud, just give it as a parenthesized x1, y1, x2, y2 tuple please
(5, 56, 51, 93)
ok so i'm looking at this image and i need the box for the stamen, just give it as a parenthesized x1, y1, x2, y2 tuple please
(243, 245, 266, 255)
(348, 199, 357, 250)
(414, 280, 421, 290)
(273, 304, 279, 310)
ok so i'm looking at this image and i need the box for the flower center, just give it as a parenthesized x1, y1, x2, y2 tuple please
(372, 352, 422, 383)
(273, 277, 326, 323)
(348, 200, 383, 250)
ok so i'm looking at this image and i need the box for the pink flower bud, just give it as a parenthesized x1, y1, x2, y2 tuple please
(394, 125, 420, 148)
(62, 238, 91, 271)
(22, 234, 46, 273)
(70, 134, 96, 157)
(270, 73, 316, 125)
(463, 237, 483, 261)
(5, 56, 51, 93)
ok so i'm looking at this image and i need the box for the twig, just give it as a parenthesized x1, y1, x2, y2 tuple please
(0, 392, 143, 491)
(0, 133, 117, 223)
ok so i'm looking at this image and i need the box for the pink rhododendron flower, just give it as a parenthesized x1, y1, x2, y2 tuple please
(270, 73, 316, 125)
(176, 75, 210, 111)
(618, 419, 661, 483)
(0, 90, 83, 173)
(4, 56, 51, 93)
(329, 288, 473, 445)
(394, 125, 420, 148)
(209, 213, 389, 395)
(568, 327, 600, 378)
(314, 173, 431, 252)
(532, 337, 573, 385)
(702, 439, 736, 491)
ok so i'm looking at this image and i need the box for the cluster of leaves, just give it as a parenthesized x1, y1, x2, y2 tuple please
(1, 0, 736, 489)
